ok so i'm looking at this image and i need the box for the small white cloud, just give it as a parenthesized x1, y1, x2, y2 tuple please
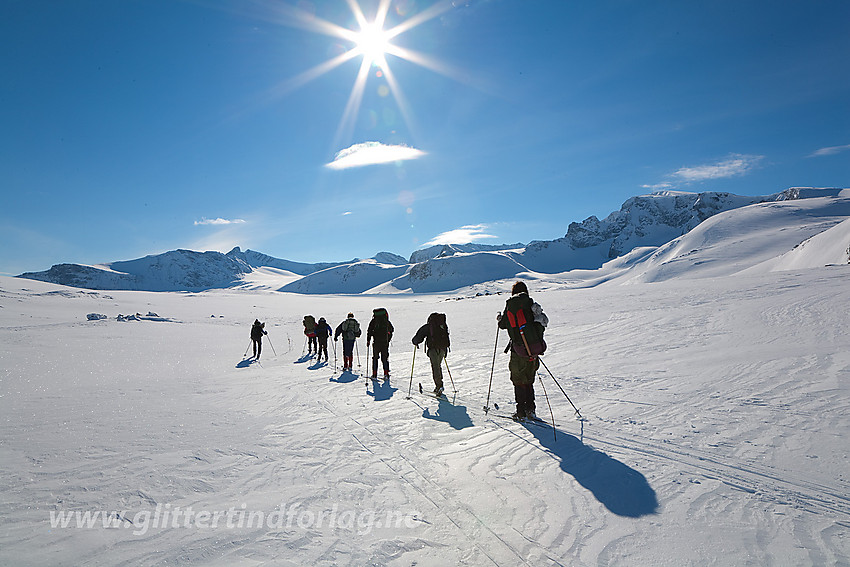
(808, 143, 850, 158)
(672, 154, 764, 182)
(423, 224, 498, 246)
(342, 211, 353, 216)
(325, 142, 426, 170)
(194, 218, 247, 226)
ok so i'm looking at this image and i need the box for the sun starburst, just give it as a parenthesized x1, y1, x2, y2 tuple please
(259, 0, 460, 150)
(353, 21, 392, 67)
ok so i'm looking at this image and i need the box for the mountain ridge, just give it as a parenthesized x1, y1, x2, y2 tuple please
(18, 187, 848, 293)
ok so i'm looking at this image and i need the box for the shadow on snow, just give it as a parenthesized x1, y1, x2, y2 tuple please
(330, 370, 359, 384)
(527, 424, 659, 518)
(367, 379, 397, 402)
(422, 397, 474, 430)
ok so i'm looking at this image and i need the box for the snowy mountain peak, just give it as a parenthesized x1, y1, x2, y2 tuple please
(409, 242, 524, 264)
(372, 252, 409, 265)
(558, 189, 793, 259)
(16, 187, 849, 294)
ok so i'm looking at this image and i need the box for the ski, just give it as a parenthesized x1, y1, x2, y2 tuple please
(417, 382, 447, 400)
(490, 412, 552, 429)
(416, 382, 460, 402)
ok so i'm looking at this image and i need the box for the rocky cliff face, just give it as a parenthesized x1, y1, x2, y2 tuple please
(535, 190, 793, 261)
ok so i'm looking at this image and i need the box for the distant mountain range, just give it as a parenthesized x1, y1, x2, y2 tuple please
(18, 187, 849, 293)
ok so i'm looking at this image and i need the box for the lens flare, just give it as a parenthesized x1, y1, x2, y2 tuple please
(258, 0, 461, 151)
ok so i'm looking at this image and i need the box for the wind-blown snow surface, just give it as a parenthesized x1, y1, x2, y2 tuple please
(1, 262, 849, 565)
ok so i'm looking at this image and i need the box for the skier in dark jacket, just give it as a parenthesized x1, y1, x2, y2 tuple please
(412, 313, 450, 395)
(250, 319, 267, 359)
(334, 313, 361, 371)
(314, 317, 333, 363)
(497, 281, 548, 421)
(367, 308, 394, 379)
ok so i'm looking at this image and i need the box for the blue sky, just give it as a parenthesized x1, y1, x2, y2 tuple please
(2, 0, 848, 274)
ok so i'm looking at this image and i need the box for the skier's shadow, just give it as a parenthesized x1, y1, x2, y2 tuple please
(330, 371, 358, 384)
(308, 361, 327, 370)
(294, 354, 314, 364)
(422, 398, 474, 430)
(367, 379, 397, 402)
(236, 358, 256, 368)
(527, 425, 658, 518)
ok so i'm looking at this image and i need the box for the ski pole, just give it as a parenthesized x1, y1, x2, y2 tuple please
(302, 336, 308, 356)
(407, 345, 417, 398)
(537, 371, 556, 442)
(366, 343, 371, 377)
(355, 341, 361, 369)
(332, 338, 338, 371)
(443, 356, 457, 393)
(244, 341, 253, 358)
(266, 334, 277, 356)
(538, 358, 583, 420)
(485, 322, 500, 413)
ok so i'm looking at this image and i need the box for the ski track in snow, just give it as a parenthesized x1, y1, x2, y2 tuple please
(1, 269, 849, 566)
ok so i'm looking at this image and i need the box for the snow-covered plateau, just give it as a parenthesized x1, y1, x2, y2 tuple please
(2, 187, 849, 565)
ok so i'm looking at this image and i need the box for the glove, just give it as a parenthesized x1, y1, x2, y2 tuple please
(496, 312, 502, 322)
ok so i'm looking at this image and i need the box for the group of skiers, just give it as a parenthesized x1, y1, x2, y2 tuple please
(300, 310, 392, 377)
(249, 281, 549, 422)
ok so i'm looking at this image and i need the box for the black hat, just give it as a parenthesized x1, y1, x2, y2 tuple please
(511, 281, 528, 295)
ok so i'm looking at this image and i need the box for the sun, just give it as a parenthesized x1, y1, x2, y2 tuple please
(264, 0, 461, 148)
(354, 21, 392, 68)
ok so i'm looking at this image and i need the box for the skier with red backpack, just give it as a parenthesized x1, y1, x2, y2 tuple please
(412, 313, 450, 395)
(497, 281, 549, 421)
(367, 308, 394, 379)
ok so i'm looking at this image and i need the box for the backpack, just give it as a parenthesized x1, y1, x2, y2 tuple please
(428, 312, 449, 351)
(341, 318, 360, 340)
(250, 321, 264, 340)
(303, 315, 317, 337)
(504, 294, 546, 358)
(371, 308, 391, 341)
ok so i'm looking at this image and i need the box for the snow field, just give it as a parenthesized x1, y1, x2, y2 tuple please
(1, 267, 849, 565)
